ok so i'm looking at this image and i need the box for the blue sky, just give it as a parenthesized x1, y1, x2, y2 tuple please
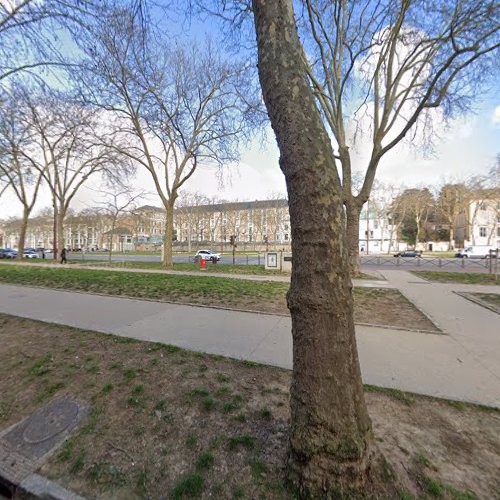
(1, 2, 498, 217)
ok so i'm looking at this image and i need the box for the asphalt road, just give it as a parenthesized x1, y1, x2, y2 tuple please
(47, 252, 265, 265)
(41, 252, 497, 273)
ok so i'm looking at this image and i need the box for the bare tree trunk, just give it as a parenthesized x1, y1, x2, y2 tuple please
(449, 225, 454, 251)
(415, 217, 421, 248)
(16, 205, 30, 261)
(163, 204, 174, 269)
(52, 201, 58, 261)
(346, 201, 362, 276)
(56, 207, 65, 262)
(252, 1, 391, 496)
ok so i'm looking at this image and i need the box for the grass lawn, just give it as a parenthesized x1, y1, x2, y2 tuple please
(463, 293, 500, 313)
(0, 314, 497, 499)
(0, 265, 436, 331)
(69, 259, 379, 281)
(70, 260, 287, 276)
(422, 252, 457, 258)
(473, 293, 500, 308)
(413, 271, 500, 285)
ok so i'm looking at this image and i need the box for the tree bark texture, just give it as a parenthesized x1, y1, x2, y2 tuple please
(56, 208, 65, 262)
(52, 201, 58, 261)
(16, 206, 30, 261)
(345, 202, 362, 276)
(163, 204, 174, 269)
(252, 1, 392, 496)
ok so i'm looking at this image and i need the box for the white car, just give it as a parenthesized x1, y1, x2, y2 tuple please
(23, 250, 39, 258)
(194, 249, 221, 262)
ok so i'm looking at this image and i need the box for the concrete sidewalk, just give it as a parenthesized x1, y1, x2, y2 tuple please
(0, 279, 499, 408)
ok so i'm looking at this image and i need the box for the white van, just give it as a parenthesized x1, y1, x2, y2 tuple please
(456, 246, 498, 259)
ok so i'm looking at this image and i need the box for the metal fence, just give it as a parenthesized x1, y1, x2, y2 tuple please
(359, 255, 498, 272)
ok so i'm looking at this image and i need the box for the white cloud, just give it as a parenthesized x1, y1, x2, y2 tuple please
(492, 105, 500, 125)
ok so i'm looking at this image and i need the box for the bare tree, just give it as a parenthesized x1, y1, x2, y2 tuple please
(0, 89, 45, 258)
(176, 192, 210, 253)
(385, 184, 409, 253)
(436, 182, 469, 250)
(79, 6, 255, 268)
(0, 0, 95, 85)
(95, 186, 145, 262)
(26, 90, 128, 261)
(252, 1, 396, 495)
(293, 0, 499, 274)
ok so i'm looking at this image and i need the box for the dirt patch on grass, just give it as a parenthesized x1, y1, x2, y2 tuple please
(353, 288, 438, 331)
(413, 271, 500, 286)
(0, 265, 437, 331)
(0, 315, 497, 499)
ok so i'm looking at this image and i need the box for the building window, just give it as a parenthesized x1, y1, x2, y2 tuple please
(497, 227, 500, 237)
(284, 233, 289, 241)
(479, 202, 487, 211)
(479, 227, 487, 237)
(374, 220, 379, 230)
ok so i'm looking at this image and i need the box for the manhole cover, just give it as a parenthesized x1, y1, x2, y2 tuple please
(23, 400, 79, 444)
(1, 398, 87, 461)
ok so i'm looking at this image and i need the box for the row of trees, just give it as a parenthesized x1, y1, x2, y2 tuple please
(2, 0, 499, 495)
(368, 167, 500, 250)
(1, 2, 258, 266)
(0, 87, 129, 260)
(0, 191, 290, 252)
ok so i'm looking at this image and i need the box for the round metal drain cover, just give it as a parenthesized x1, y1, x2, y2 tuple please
(23, 399, 79, 444)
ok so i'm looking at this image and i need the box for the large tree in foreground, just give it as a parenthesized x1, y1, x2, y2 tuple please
(252, 1, 394, 496)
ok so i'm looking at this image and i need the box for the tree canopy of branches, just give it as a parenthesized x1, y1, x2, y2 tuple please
(297, 0, 500, 274)
(79, 5, 257, 268)
(25, 88, 130, 260)
(0, 87, 45, 257)
(0, 0, 95, 86)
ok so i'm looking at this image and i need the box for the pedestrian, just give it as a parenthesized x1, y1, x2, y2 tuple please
(41, 248, 45, 259)
(60, 247, 67, 264)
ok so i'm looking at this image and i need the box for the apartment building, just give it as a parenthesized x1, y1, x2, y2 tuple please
(455, 193, 500, 248)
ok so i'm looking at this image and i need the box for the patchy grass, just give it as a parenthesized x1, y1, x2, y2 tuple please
(413, 271, 500, 286)
(70, 259, 287, 276)
(71, 259, 379, 280)
(0, 314, 498, 499)
(469, 293, 500, 310)
(0, 265, 436, 330)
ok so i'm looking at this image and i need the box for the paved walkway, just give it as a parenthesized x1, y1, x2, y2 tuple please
(0, 269, 498, 407)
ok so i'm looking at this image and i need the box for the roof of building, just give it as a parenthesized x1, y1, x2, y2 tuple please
(103, 227, 133, 235)
(135, 199, 289, 214)
(175, 199, 289, 213)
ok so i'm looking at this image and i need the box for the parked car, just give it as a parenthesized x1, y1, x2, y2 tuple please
(393, 250, 422, 258)
(23, 249, 39, 259)
(455, 246, 497, 259)
(0, 248, 17, 258)
(194, 249, 221, 262)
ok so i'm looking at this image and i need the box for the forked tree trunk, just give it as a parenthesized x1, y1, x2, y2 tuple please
(345, 201, 362, 276)
(163, 204, 174, 269)
(253, 1, 393, 496)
